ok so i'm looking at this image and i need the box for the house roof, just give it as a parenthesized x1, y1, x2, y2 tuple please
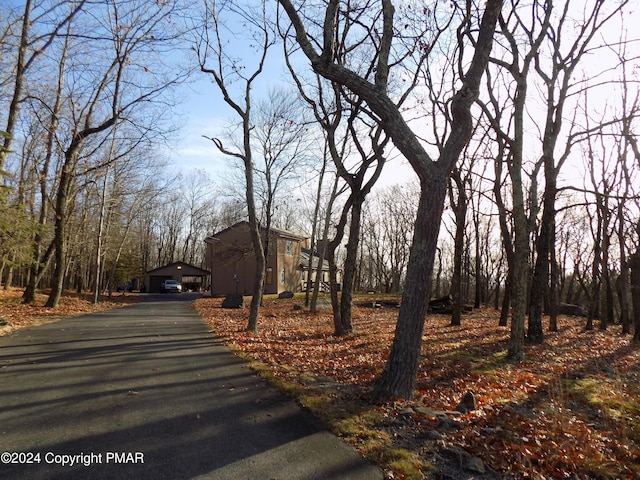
(300, 247, 330, 271)
(205, 221, 308, 243)
(146, 261, 210, 275)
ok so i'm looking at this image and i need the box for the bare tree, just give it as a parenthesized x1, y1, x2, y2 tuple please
(178, 169, 218, 266)
(0, 0, 88, 173)
(476, 0, 629, 352)
(617, 39, 640, 337)
(623, 105, 640, 343)
(196, 0, 275, 332)
(253, 87, 313, 259)
(525, 0, 630, 342)
(280, 27, 387, 334)
(478, 1, 553, 360)
(336, 119, 387, 335)
(19, 16, 72, 303)
(302, 141, 331, 309)
(279, 0, 501, 399)
(448, 165, 468, 327)
(447, 132, 492, 327)
(44, 0, 188, 307)
(360, 183, 417, 293)
(87, 127, 166, 301)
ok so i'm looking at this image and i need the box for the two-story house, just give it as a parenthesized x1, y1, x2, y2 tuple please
(204, 221, 309, 296)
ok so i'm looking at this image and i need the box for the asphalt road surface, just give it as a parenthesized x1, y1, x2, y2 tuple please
(0, 293, 383, 480)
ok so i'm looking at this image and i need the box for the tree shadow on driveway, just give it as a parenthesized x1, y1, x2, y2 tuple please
(0, 299, 381, 480)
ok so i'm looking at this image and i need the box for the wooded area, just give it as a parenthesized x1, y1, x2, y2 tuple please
(1, 0, 639, 402)
(194, 295, 640, 479)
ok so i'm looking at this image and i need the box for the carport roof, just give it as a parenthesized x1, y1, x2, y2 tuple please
(146, 261, 210, 275)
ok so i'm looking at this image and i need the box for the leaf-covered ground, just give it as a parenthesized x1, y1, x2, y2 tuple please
(0, 287, 141, 336)
(195, 294, 640, 480)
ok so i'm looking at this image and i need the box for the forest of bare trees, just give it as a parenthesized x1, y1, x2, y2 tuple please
(0, 0, 247, 302)
(1, 0, 640, 398)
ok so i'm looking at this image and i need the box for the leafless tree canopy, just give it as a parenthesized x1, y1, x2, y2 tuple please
(1, 0, 640, 396)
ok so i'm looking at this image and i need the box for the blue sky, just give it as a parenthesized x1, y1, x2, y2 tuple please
(167, 33, 299, 182)
(168, 51, 416, 190)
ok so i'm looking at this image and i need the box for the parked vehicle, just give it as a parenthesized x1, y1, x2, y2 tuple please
(116, 282, 133, 293)
(161, 279, 182, 293)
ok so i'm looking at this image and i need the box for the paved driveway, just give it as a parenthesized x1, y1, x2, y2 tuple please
(0, 294, 382, 479)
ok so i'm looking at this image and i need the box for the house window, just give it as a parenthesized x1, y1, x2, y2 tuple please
(280, 268, 285, 284)
(285, 240, 293, 256)
(266, 267, 273, 285)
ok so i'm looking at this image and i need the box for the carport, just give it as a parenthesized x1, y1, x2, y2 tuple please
(144, 261, 210, 293)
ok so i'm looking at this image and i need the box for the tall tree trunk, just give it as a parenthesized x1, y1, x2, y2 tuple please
(46, 157, 74, 308)
(586, 208, 602, 331)
(449, 169, 466, 327)
(24, 27, 69, 305)
(618, 202, 631, 334)
(528, 175, 555, 343)
(509, 177, 528, 360)
(433, 248, 442, 299)
(245, 157, 265, 333)
(93, 146, 114, 304)
(0, 260, 14, 290)
(280, 0, 502, 399)
(372, 177, 448, 397)
(4, 255, 15, 290)
(505, 73, 532, 359)
(601, 226, 613, 330)
(629, 247, 640, 344)
(603, 268, 614, 330)
(493, 147, 513, 328)
(45, 102, 117, 307)
(331, 123, 386, 334)
(474, 211, 482, 310)
(500, 268, 512, 327)
(326, 242, 342, 332)
(0, 0, 32, 172)
(327, 196, 353, 334)
(338, 199, 364, 335)
(506, 73, 530, 360)
(305, 154, 327, 308)
(311, 178, 339, 313)
(549, 232, 559, 332)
